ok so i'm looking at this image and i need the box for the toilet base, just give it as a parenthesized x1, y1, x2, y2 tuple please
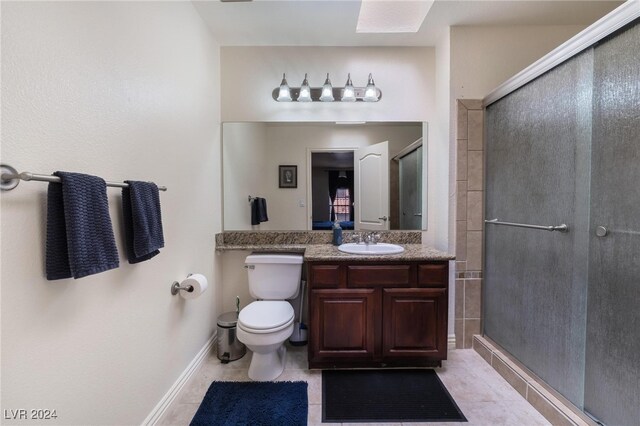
(248, 345, 287, 381)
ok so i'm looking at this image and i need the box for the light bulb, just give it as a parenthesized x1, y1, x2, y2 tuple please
(341, 73, 356, 102)
(363, 73, 378, 102)
(276, 73, 292, 102)
(297, 73, 312, 102)
(320, 73, 334, 102)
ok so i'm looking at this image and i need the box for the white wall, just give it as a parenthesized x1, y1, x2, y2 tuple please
(223, 123, 422, 230)
(1, 3, 221, 425)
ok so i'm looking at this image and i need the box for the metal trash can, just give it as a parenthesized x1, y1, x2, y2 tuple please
(216, 311, 246, 364)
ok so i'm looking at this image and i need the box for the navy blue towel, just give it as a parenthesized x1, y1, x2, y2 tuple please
(258, 198, 268, 223)
(251, 197, 269, 225)
(46, 172, 119, 280)
(122, 181, 164, 264)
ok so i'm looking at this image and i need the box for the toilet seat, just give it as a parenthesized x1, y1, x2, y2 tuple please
(238, 301, 294, 334)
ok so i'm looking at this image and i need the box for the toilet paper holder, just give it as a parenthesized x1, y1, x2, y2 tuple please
(171, 274, 195, 296)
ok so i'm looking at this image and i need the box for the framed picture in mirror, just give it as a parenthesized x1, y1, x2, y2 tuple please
(279, 165, 297, 188)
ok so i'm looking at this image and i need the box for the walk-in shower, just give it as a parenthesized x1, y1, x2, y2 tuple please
(484, 19, 639, 426)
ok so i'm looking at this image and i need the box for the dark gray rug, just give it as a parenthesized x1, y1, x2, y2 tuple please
(322, 369, 466, 423)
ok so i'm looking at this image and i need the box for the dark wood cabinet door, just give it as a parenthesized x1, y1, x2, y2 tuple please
(382, 288, 447, 359)
(347, 265, 414, 287)
(308, 264, 343, 288)
(309, 289, 378, 362)
(417, 263, 448, 287)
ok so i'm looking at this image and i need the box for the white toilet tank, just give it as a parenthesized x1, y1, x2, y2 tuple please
(245, 254, 303, 300)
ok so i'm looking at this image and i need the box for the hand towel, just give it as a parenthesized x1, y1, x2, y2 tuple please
(251, 198, 260, 225)
(46, 172, 119, 280)
(122, 181, 164, 264)
(250, 197, 269, 225)
(258, 198, 269, 223)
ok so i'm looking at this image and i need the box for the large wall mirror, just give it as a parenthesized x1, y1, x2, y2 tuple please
(222, 122, 426, 231)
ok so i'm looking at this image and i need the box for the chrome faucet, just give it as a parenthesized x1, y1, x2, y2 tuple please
(363, 232, 380, 245)
(351, 232, 381, 244)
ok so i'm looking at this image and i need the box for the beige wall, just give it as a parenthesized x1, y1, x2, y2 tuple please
(434, 27, 455, 336)
(223, 123, 422, 231)
(450, 25, 585, 101)
(221, 46, 435, 123)
(219, 46, 449, 248)
(222, 123, 269, 230)
(1, 2, 221, 424)
(448, 24, 585, 345)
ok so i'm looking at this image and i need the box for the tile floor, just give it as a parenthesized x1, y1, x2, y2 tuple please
(158, 345, 550, 425)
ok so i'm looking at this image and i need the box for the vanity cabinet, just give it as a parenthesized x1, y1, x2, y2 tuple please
(308, 261, 448, 368)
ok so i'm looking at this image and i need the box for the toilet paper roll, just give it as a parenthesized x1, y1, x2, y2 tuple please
(180, 274, 208, 299)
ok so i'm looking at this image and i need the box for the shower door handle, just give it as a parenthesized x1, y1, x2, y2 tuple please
(596, 226, 608, 237)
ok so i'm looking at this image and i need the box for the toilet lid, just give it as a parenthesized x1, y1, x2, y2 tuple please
(238, 301, 294, 330)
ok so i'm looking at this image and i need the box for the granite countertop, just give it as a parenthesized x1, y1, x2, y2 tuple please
(303, 244, 454, 262)
(214, 231, 454, 261)
(214, 244, 307, 253)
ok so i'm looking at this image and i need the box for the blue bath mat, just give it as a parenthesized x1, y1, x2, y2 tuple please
(190, 381, 307, 426)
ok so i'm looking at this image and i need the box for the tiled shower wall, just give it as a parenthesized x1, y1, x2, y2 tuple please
(455, 99, 484, 349)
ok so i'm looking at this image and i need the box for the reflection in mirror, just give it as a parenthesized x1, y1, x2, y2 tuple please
(311, 152, 354, 230)
(222, 122, 425, 231)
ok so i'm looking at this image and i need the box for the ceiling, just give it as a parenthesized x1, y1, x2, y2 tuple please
(192, 0, 622, 46)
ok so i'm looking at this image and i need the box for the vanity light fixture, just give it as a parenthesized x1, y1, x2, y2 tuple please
(363, 73, 378, 102)
(341, 73, 356, 102)
(320, 73, 334, 102)
(272, 73, 381, 102)
(298, 73, 312, 102)
(276, 73, 292, 102)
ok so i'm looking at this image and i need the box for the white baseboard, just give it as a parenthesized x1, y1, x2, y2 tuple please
(141, 332, 217, 426)
(448, 334, 456, 350)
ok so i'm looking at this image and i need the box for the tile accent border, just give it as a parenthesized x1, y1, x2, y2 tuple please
(473, 335, 598, 426)
(455, 100, 484, 348)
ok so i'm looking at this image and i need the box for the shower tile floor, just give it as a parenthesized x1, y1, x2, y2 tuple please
(159, 345, 550, 425)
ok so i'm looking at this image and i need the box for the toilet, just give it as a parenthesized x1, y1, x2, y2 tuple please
(236, 253, 302, 381)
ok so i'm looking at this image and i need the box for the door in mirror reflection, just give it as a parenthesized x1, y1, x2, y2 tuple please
(310, 151, 354, 230)
(355, 141, 390, 231)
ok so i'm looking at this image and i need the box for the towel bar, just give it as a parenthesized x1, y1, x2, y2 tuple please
(485, 218, 568, 233)
(1, 164, 167, 192)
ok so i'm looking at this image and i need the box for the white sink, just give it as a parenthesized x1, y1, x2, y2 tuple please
(338, 243, 405, 255)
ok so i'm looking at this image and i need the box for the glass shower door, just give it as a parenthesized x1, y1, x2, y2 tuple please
(583, 21, 640, 426)
(399, 146, 422, 230)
